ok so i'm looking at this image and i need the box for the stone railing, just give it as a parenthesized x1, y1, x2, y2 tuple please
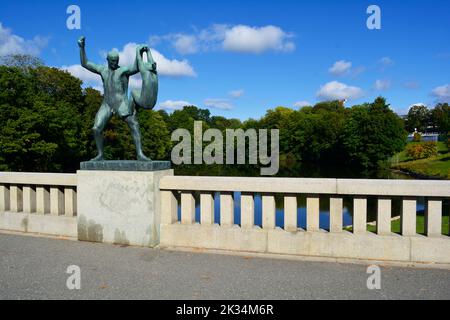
(160, 177, 450, 264)
(0, 172, 78, 237)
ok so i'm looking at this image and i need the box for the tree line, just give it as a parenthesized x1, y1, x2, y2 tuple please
(405, 103, 450, 134)
(0, 55, 413, 174)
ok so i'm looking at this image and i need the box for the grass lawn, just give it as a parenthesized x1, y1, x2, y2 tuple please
(390, 141, 450, 179)
(346, 215, 449, 235)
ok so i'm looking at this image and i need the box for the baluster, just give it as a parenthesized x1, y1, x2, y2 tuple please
(262, 194, 276, 230)
(306, 195, 320, 231)
(64, 187, 77, 217)
(330, 197, 343, 233)
(284, 195, 297, 232)
(425, 199, 442, 237)
(10, 185, 23, 212)
(353, 197, 367, 234)
(0, 185, 10, 212)
(50, 187, 64, 216)
(23, 186, 36, 214)
(200, 192, 215, 225)
(36, 186, 50, 215)
(377, 198, 391, 235)
(241, 193, 254, 228)
(161, 190, 178, 224)
(181, 191, 195, 224)
(220, 192, 234, 227)
(401, 197, 416, 236)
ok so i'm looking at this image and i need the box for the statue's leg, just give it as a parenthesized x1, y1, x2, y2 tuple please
(91, 103, 112, 161)
(124, 107, 151, 161)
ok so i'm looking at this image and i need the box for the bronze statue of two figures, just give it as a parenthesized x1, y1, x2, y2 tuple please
(78, 36, 158, 161)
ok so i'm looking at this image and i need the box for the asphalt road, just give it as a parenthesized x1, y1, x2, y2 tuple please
(0, 233, 449, 300)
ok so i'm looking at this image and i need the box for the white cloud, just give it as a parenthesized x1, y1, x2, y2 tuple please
(204, 98, 233, 110)
(329, 60, 352, 76)
(229, 89, 245, 98)
(431, 84, 450, 103)
(63, 42, 196, 86)
(374, 79, 391, 90)
(114, 42, 196, 77)
(173, 34, 198, 55)
(62, 64, 101, 83)
(222, 25, 295, 54)
(61, 64, 103, 91)
(0, 22, 48, 56)
(294, 101, 312, 107)
(316, 81, 364, 101)
(150, 24, 295, 55)
(158, 100, 192, 110)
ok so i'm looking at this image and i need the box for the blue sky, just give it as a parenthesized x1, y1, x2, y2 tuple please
(1, 0, 449, 119)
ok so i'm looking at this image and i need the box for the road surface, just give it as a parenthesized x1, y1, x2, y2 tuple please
(0, 233, 449, 300)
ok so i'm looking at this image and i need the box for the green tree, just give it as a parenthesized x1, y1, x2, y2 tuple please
(0, 65, 84, 172)
(406, 104, 430, 133)
(431, 103, 450, 134)
(343, 97, 407, 169)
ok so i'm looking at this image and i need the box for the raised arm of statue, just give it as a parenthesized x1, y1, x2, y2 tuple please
(78, 36, 104, 74)
(134, 45, 157, 75)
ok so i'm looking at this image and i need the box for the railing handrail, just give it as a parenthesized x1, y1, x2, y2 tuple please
(0, 172, 77, 187)
(160, 176, 450, 197)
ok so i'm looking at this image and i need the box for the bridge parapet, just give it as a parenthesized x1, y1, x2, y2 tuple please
(160, 176, 450, 264)
(0, 172, 77, 237)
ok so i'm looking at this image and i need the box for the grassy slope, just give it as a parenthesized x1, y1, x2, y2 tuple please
(390, 141, 450, 179)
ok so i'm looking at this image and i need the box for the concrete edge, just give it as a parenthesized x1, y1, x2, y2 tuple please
(157, 245, 450, 271)
(0, 211, 77, 238)
(0, 229, 77, 241)
(1, 229, 448, 271)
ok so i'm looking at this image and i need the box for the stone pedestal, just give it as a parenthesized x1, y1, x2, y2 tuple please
(77, 164, 173, 247)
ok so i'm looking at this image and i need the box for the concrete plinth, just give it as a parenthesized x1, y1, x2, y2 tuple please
(77, 169, 173, 247)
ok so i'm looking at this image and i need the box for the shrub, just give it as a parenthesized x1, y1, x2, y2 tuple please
(422, 142, 438, 157)
(413, 132, 422, 142)
(405, 142, 438, 160)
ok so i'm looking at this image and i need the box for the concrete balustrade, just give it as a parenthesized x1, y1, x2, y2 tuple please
(160, 176, 450, 265)
(0, 173, 77, 237)
(1, 172, 449, 265)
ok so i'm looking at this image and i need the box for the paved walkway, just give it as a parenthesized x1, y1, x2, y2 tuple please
(0, 233, 449, 300)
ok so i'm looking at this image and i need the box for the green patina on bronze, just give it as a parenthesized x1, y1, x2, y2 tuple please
(78, 36, 158, 161)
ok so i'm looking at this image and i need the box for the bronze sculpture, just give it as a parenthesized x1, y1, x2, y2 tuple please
(78, 36, 158, 161)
